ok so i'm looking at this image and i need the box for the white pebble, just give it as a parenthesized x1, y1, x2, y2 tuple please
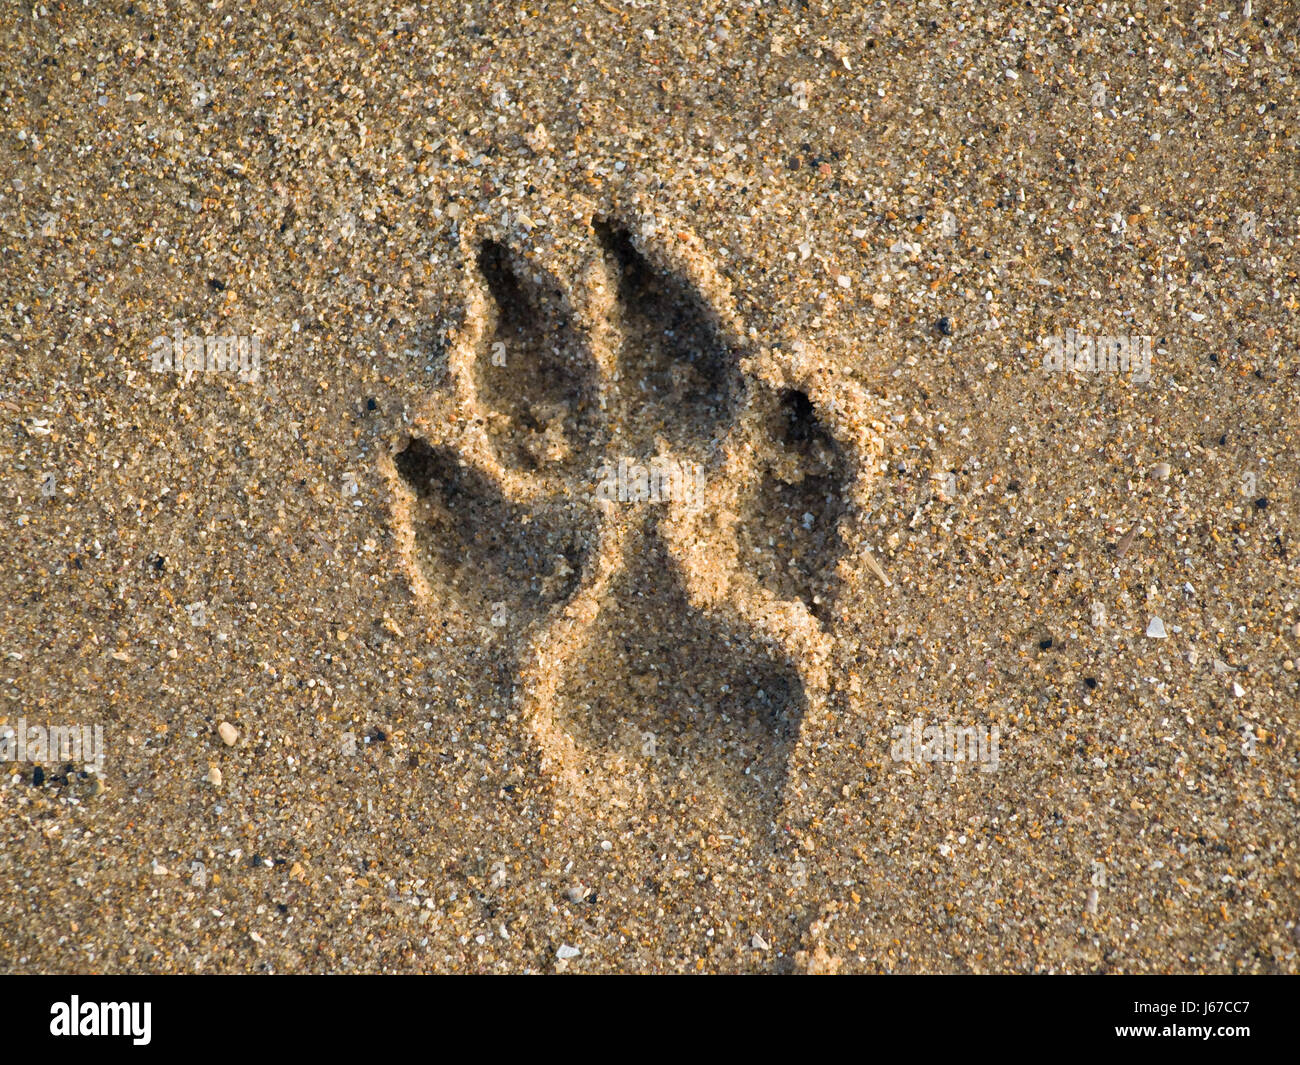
(556, 944, 580, 960)
(1145, 617, 1167, 639)
(217, 721, 239, 746)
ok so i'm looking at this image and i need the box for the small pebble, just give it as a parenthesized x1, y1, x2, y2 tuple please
(205, 766, 223, 786)
(556, 944, 580, 960)
(1151, 462, 1171, 479)
(217, 721, 239, 746)
(1145, 617, 1167, 639)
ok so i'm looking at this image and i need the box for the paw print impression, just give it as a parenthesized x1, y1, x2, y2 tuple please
(386, 215, 879, 836)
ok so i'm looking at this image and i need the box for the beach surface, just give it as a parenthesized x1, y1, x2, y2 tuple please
(1, 1, 1297, 973)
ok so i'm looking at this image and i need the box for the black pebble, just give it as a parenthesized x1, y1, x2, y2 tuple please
(1039, 637, 1053, 651)
(31, 766, 44, 786)
(207, 278, 226, 292)
(366, 397, 378, 412)
(937, 316, 953, 336)
(1255, 497, 1269, 510)
(1084, 677, 1097, 690)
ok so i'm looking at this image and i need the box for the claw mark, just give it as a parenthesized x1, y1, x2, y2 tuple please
(738, 388, 849, 622)
(595, 219, 741, 452)
(393, 438, 587, 619)
(473, 239, 599, 470)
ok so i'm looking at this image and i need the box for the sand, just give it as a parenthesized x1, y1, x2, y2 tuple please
(0, 1, 1297, 973)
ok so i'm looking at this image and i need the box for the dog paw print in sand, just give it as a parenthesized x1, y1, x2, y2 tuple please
(385, 212, 881, 832)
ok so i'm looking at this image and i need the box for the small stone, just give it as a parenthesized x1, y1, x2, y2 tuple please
(217, 721, 238, 746)
(524, 123, 550, 152)
(751, 933, 771, 951)
(1151, 462, 1171, 479)
(1145, 617, 1167, 638)
(565, 884, 588, 903)
(1085, 888, 1099, 915)
(556, 944, 580, 960)
(1232, 682, 1245, 698)
(205, 766, 223, 786)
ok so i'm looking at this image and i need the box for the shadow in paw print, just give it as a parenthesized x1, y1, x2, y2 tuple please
(738, 388, 848, 625)
(393, 437, 588, 622)
(594, 220, 742, 453)
(554, 520, 804, 834)
(473, 240, 600, 471)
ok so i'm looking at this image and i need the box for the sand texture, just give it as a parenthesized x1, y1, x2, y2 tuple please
(1, 1, 1297, 973)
